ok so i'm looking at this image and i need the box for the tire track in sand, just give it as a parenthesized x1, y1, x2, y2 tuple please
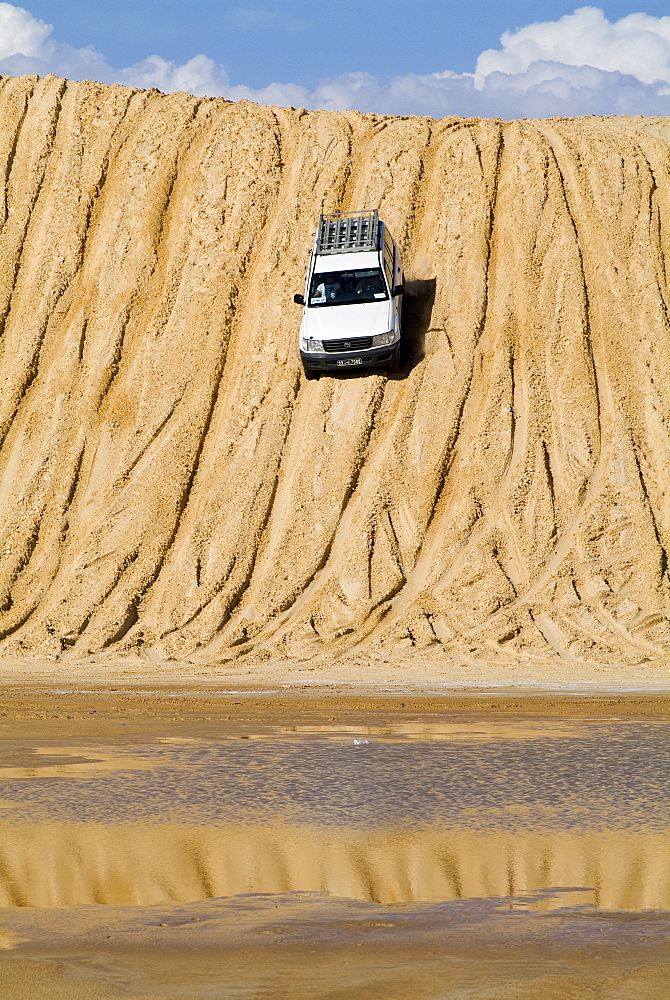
(0, 79, 667, 669)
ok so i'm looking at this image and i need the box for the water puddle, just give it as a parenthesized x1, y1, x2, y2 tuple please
(0, 716, 667, 912)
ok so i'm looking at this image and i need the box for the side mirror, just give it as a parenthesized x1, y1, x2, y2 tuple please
(392, 284, 404, 297)
(294, 293, 305, 305)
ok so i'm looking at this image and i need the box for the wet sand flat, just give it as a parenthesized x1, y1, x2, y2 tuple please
(0, 688, 668, 998)
(2, 895, 669, 1000)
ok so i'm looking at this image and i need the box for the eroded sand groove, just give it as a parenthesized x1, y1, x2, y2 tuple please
(0, 74, 668, 668)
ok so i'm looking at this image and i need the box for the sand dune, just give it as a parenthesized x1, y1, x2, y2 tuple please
(0, 73, 668, 670)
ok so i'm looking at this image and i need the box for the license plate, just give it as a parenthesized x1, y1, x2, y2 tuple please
(336, 358, 363, 366)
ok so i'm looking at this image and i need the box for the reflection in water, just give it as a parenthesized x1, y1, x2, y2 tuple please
(0, 719, 667, 913)
(0, 822, 667, 910)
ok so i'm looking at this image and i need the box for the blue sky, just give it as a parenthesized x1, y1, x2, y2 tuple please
(1, 2, 669, 117)
(18, 1, 670, 85)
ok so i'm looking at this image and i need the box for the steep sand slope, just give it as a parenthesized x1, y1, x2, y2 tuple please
(0, 74, 668, 671)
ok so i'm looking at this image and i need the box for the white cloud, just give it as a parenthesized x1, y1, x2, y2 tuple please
(117, 54, 231, 96)
(0, 0, 47, 57)
(0, 2, 113, 81)
(0, 3, 668, 118)
(474, 6, 670, 89)
(303, 63, 669, 119)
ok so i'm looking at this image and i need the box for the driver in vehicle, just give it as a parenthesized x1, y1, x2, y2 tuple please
(356, 272, 384, 296)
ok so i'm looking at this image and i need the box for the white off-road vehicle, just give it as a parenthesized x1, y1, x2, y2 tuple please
(294, 210, 404, 378)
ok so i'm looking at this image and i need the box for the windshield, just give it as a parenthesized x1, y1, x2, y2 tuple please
(308, 267, 388, 306)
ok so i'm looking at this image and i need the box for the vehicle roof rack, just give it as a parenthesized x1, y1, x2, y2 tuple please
(316, 209, 380, 255)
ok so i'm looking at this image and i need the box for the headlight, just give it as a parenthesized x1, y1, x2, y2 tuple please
(371, 330, 395, 347)
(301, 338, 324, 352)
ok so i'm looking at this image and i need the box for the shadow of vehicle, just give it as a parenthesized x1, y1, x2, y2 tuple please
(395, 277, 436, 376)
(314, 277, 436, 382)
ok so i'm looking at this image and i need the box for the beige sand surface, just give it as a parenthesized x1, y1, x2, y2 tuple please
(1, 893, 668, 1000)
(0, 74, 667, 683)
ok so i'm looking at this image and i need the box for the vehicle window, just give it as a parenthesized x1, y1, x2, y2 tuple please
(309, 268, 389, 306)
(383, 247, 393, 288)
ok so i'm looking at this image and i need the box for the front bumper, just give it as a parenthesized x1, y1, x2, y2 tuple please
(300, 342, 399, 372)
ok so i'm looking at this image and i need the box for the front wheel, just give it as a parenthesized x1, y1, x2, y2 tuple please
(303, 366, 319, 380)
(388, 346, 402, 374)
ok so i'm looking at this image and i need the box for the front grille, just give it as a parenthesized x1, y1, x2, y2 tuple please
(322, 336, 372, 353)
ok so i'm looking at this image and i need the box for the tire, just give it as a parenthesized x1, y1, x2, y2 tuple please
(303, 366, 319, 380)
(388, 344, 402, 374)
